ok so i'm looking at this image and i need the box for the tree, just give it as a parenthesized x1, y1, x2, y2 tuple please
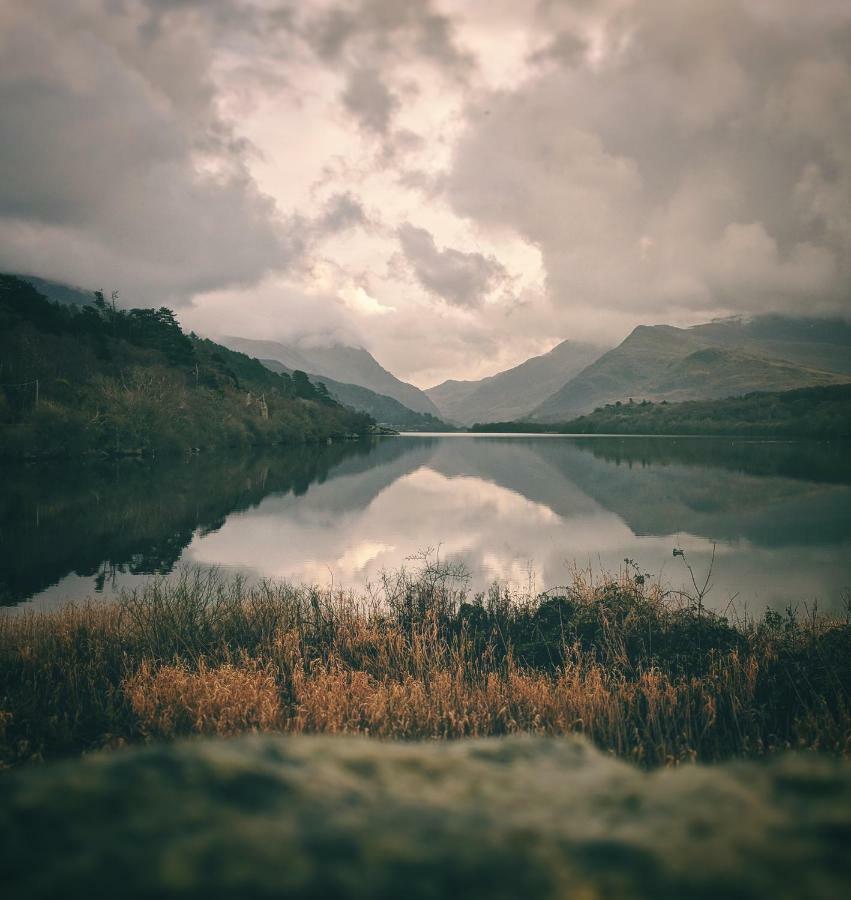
(313, 381, 335, 405)
(291, 370, 316, 400)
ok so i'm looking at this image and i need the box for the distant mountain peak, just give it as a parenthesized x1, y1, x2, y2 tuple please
(15, 273, 96, 307)
(707, 314, 747, 326)
(293, 336, 366, 353)
(219, 335, 440, 416)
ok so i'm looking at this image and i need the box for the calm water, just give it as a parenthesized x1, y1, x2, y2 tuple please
(3, 435, 850, 614)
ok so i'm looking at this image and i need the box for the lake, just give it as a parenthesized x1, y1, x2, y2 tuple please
(2, 435, 850, 614)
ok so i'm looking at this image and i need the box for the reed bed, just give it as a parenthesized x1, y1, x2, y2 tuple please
(1, 563, 848, 767)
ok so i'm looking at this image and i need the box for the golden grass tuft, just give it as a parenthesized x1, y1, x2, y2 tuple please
(124, 659, 280, 738)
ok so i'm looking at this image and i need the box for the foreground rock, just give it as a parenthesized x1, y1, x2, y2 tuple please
(2, 736, 849, 899)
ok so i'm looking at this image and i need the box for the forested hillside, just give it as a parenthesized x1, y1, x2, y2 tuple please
(473, 384, 851, 438)
(0, 275, 372, 458)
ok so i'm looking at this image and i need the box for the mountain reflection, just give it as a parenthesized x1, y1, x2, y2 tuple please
(3, 435, 850, 611)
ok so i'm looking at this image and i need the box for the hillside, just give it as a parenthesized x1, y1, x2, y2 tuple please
(532, 318, 851, 421)
(473, 383, 851, 439)
(259, 358, 452, 431)
(558, 383, 851, 438)
(12, 274, 445, 430)
(690, 315, 851, 376)
(0, 275, 373, 458)
(14, 273, 96, 308)
(221, 335, 440, 416)
(426, 339, 605, 424)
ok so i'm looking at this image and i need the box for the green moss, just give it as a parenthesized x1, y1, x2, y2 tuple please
(1, 734, 849, 899)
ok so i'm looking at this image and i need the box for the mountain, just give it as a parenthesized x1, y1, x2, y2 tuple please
(688, 315, 851, 376)
(14, 274, 95, 307)
(259, 359, 451, 431)
(532, 317, 851, 421)
(425, 379, 482, 422)
(220, 336, 440, 417)
(425, 339, 607, 425)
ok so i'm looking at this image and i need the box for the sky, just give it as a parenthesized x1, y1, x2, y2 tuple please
(1, 0, 850, 387)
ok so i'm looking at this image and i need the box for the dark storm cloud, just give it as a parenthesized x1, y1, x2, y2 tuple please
(447, 0, 851, 320)
(397, 223, 508, 308)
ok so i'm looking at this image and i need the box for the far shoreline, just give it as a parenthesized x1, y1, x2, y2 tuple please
(396, 431, 841, 441)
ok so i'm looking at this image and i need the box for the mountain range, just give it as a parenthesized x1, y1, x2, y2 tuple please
(531, 317, 851, 421)
(13, 273, 851, 428)
(425, 339, 606, 426)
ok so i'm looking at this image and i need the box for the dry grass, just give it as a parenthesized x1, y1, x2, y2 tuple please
(124, 659, 280, 738)
(0, 565, 849, 767)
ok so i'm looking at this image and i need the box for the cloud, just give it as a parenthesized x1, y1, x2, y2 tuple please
(3, 0, 851, 387)
(0, 0, 296, 305)
(446, 0, 851, 320)
(305, 0, 473, 137)
(704, 222, 836, 304)
(397, 224, 509, 308)
(341, 66, 399, 134)
(185, 274, 367, 349)
(340, 285, 396, 316)
(316, 192, 370, 234)
(306, 0, 472, 71)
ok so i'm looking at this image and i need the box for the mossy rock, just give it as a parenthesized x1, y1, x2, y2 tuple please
(2, 735, 849, 899)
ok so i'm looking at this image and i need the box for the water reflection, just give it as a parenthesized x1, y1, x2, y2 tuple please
(3, 436, 850, 613)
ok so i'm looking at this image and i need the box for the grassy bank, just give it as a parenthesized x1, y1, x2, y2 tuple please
(1, 564, 849, 768)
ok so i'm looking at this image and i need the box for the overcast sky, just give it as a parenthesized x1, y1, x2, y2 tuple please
(2, 0, 850, 386)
